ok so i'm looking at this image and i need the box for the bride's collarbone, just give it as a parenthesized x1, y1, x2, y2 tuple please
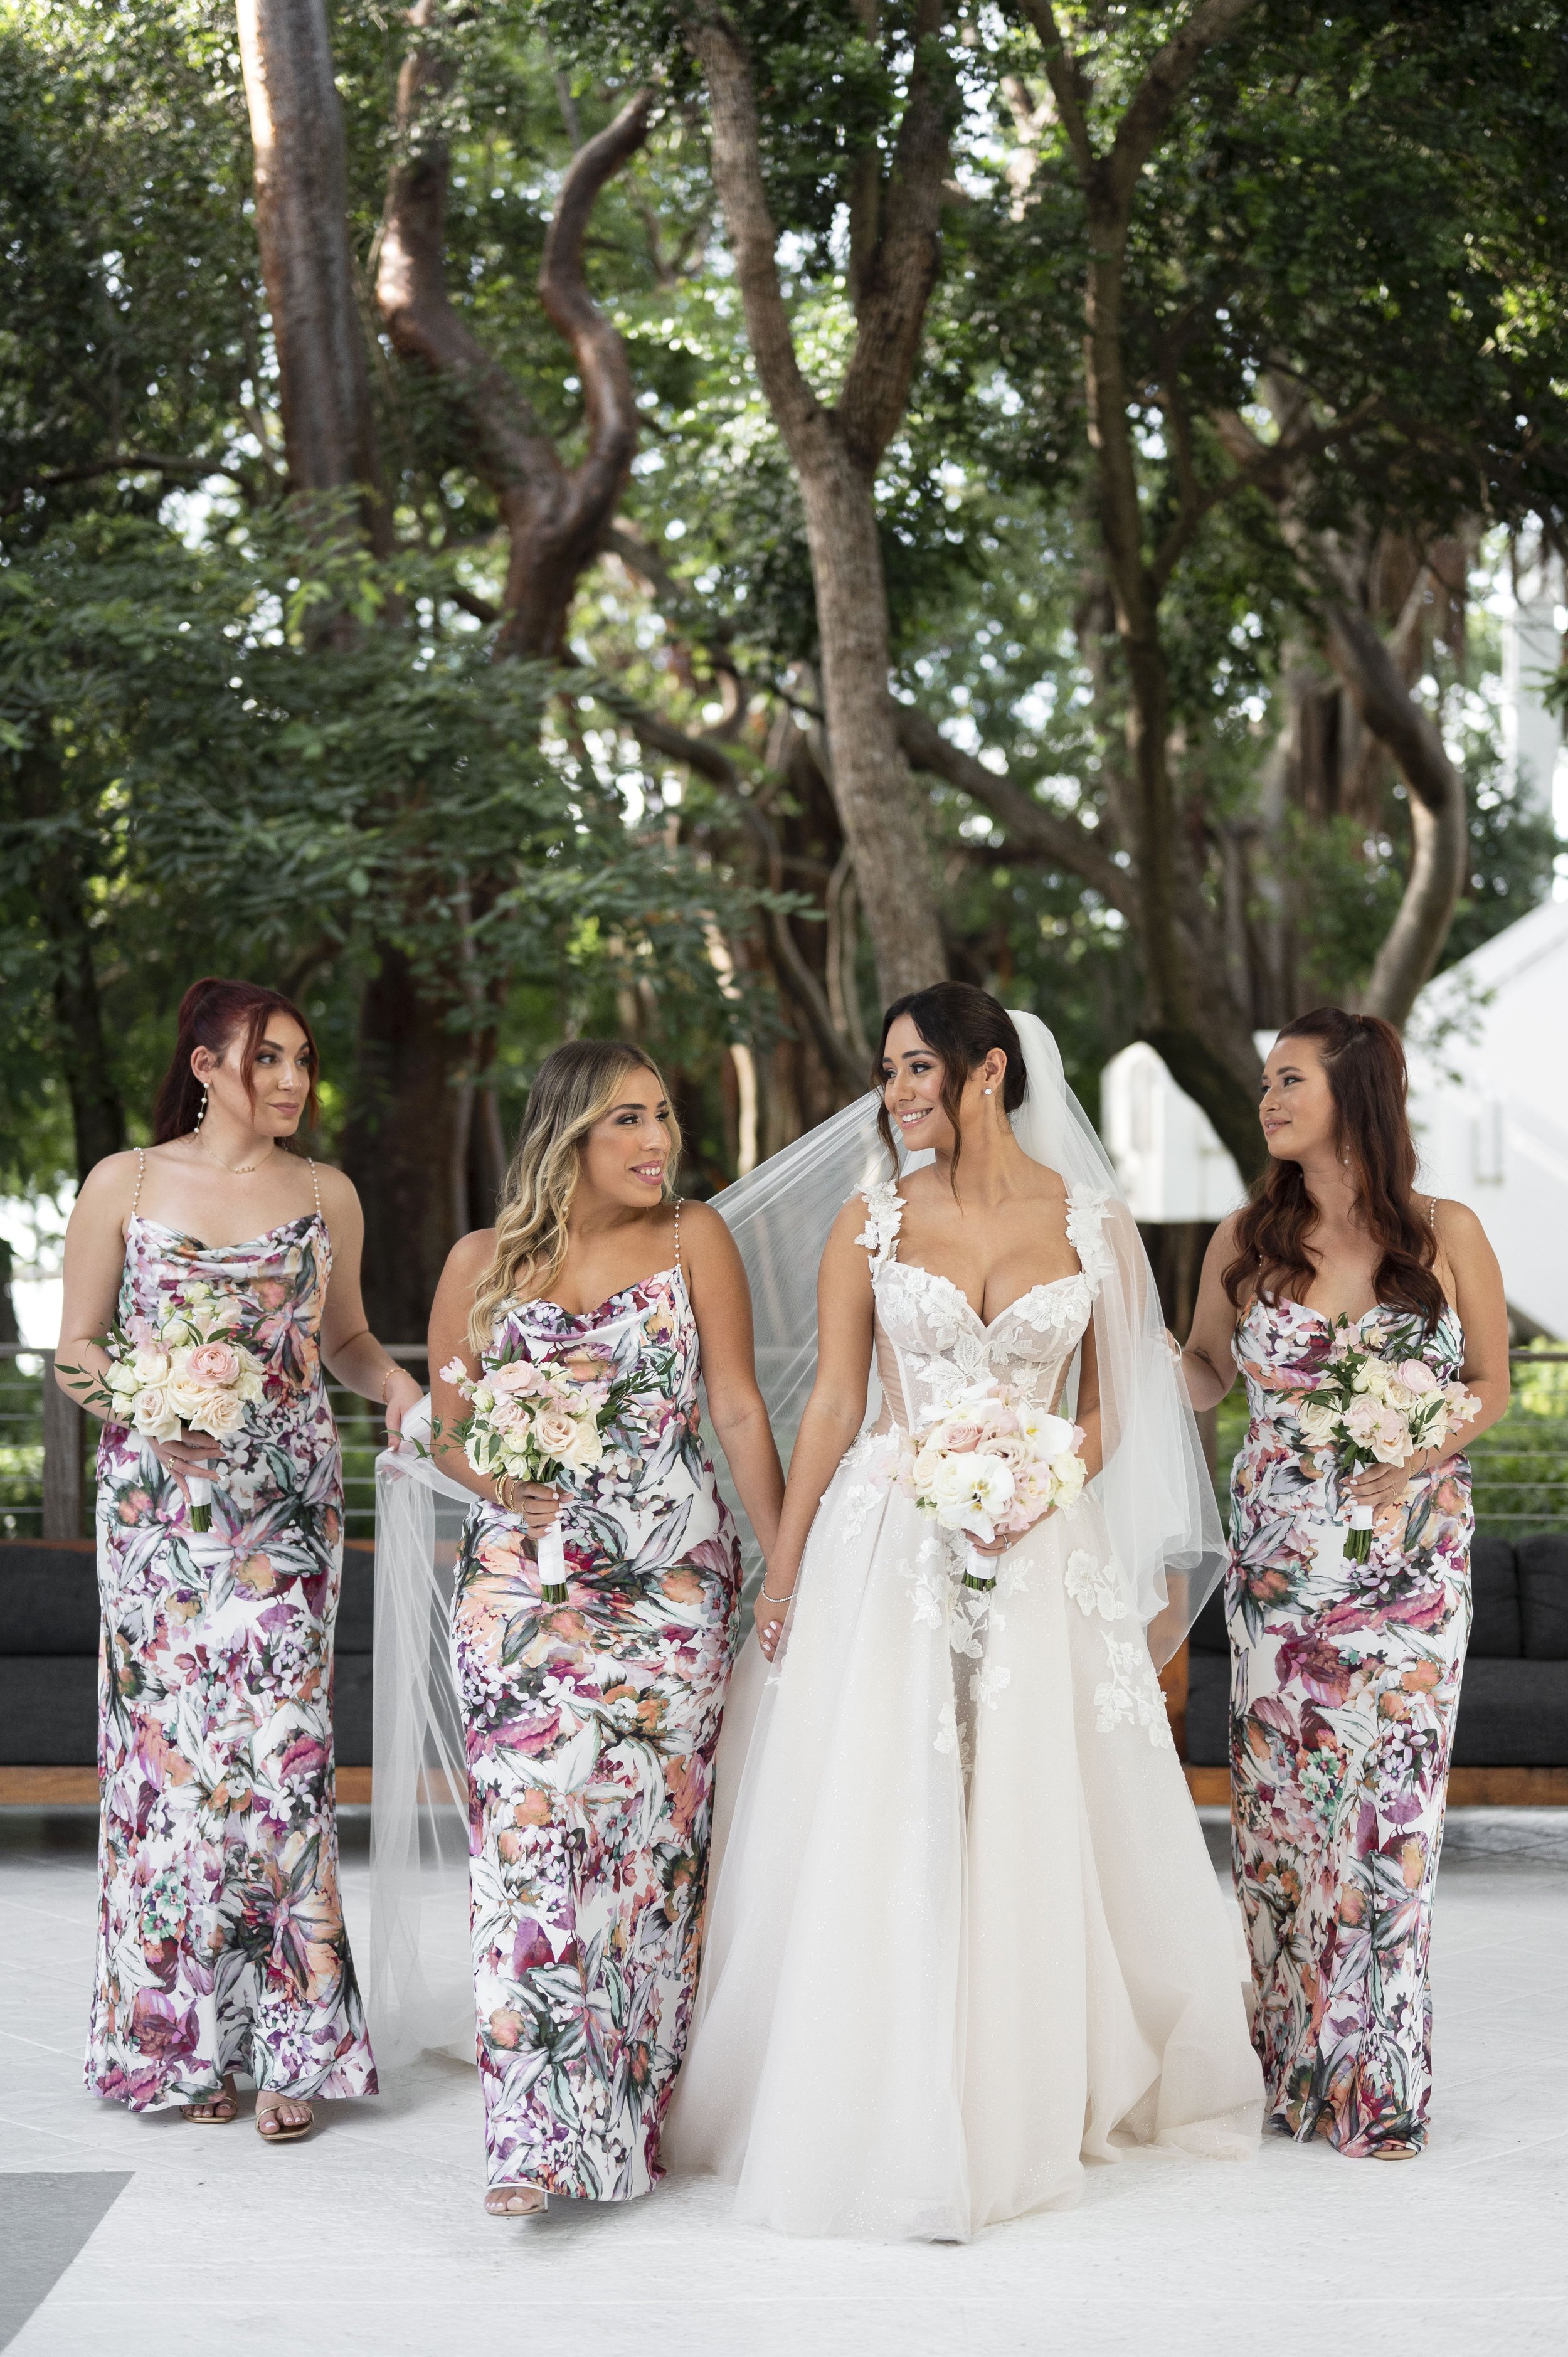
(892, 1187, 1082, 1322)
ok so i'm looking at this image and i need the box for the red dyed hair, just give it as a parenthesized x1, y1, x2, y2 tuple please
(1222, 1006, 1444, 1331)
(152, 977, 320, 1145)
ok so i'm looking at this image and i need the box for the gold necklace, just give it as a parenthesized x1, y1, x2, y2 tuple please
(191, 1131, 278, 1177)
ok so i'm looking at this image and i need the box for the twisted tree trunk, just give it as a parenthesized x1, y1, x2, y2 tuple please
(376, 11, 649, 656)
(235, 0, 386, 552)
(1021, 1, 1266, 1173)
(689, 5, 948, 1001)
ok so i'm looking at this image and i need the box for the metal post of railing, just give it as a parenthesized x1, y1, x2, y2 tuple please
(40, 1350, 84, 1539)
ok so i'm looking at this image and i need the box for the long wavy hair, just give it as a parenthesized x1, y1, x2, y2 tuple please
(874, 983, 1027, 1188)
(152, 977, 319, 1145)
(467, 1040, 681, 1355)
(1222, 1006, 1444, 1331)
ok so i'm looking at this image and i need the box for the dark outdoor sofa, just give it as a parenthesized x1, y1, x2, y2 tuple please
(1186, 1532, 1568, 1767)
(0, 1539, 376, 1769)
(6, 1532, 1566, 1778)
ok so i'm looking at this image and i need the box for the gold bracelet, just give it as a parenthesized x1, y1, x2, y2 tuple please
(496, 1475, 517, 1513)
(379, 1363, 398, 1402)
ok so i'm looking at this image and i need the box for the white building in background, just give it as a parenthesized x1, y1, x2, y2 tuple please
(1101, 1041, 1251, 1224)
(1101, 903, 1568, 1338)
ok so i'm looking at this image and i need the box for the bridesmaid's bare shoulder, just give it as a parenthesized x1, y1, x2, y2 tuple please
(73, 1148, 146, 1226)
(435, 1229, 497, 1298)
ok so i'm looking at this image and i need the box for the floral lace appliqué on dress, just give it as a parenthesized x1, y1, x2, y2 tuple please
(450, 1261, 741, 2199)
(1227, 1295, 1473, 2157)
(88, 1212, 376, 2111)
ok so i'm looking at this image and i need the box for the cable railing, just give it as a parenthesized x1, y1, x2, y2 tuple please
(4, 1342, 1566, 1545)
(0, 1342, 430, 1542)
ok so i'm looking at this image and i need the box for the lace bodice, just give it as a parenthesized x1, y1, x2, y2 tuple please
(856, 1178, 1112, 1435)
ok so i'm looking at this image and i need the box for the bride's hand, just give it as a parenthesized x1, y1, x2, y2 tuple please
(755, 1574, 795, 1661)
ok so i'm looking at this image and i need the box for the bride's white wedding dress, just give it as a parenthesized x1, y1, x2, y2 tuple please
(664, 1175, 1263, 2239)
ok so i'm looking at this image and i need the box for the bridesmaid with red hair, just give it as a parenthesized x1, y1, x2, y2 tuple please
(58, 978, 423, 2141)
(1184, 1009, 1509, 2159)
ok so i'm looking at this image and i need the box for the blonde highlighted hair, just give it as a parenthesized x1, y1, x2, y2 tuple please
(466, 1040, 681, 1355)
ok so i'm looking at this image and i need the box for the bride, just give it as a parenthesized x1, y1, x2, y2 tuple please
(664, 984, 1263, 2238)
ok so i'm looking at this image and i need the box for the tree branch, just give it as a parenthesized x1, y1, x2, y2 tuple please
(684, 9, 822, 452)
(376, 5, 649, 654)
(588, 686, 867, 1091)
(891, 704, 1136, 915)
(837, 0, 953, 470)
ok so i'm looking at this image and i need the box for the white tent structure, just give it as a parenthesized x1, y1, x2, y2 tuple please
(1101, 901, 1568, 1337)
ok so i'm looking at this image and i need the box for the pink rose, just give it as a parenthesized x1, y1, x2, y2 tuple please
(490, 1360, 545, 1397)
(1398, 1359, 1438, 1396)
(1343, 1396, 1382, 1444)
(489, 1396, 524, 1433)
(189, 1341, 240, 1385)
(942, 1420, 982, 1453)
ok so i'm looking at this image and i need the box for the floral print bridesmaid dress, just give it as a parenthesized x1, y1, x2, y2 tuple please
(1227, 1296, 1473, 2156)
(87, 1160, 376, 2111)
(450, 1218, 741, 2200)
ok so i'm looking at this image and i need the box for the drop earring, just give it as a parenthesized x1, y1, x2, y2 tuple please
(196, 1084, 209, 1131)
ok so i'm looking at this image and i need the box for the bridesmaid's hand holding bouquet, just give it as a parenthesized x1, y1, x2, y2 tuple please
(1293, 1318, 1480, 1560)
(437, 1346, 668, 1602)
(65, 1286, 265, 1530)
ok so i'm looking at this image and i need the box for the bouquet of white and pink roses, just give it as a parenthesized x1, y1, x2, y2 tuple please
(70, 1287, 265, 1531)
(908, 1376, 1087, 1594)
(1293, 1318, 1481, 1562)
(437, 1347, 666, 1603)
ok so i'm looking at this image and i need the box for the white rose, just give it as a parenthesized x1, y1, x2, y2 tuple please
(107, 1360, 142, 1397)
(471, 1382, 496, 1416)
(132, 1347, 171, 1386)
(1298, 1401, 1338, 1448)
(188, 1388, 245, 1439)
(157, 1318, 198, 1350)
(1050, 1448, 1088, 1507)
(556, 1421, 604, 1473)
(132, 1385, 181, 1441)
(534, 1409, 579, 1461)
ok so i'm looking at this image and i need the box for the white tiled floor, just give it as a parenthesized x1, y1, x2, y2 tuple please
(2, 1809, 1565, 2357)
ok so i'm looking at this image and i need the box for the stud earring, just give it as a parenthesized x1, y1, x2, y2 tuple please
(983, 1087, 993, 1096)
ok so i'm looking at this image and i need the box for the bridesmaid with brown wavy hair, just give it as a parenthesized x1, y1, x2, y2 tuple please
(1182, 1009, 1509, 2159)
(58, 978, 423, 2141)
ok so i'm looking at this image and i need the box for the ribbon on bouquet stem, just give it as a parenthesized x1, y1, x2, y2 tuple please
(535, 1515, 569, 1605)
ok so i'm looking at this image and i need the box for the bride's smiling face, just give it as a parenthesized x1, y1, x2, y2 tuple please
(881, 1015, 949, 1150)
(881, 1015, 1004, 1152)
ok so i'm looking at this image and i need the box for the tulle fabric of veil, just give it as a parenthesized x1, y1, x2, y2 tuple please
(363, 1009, 1224, 2065)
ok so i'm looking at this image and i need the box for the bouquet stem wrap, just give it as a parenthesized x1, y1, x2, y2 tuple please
(961, 1540, 998, 1594)
(1346, 1499, 1375, 1563)
(186, 1472, 214, 1535)
(536, 1517, 569, 1606)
